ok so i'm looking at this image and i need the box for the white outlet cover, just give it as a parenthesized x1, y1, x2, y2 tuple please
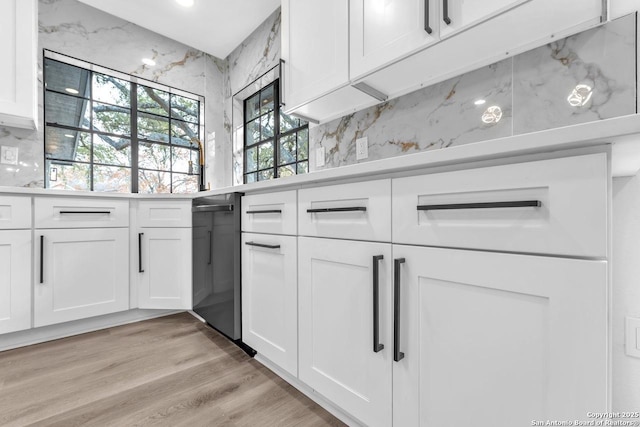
(316, 146, 325, 167)
(1, 146, 18, 165)
(356, 137, 368, 160)
(625, 316, 640, 358)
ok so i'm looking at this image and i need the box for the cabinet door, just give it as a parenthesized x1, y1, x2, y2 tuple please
(281, 0, 350, 110)
(0, 230, 31, 334)
(350, 0, 439, 80)
(35, 228, 129, 327)
(392, 245, 607, 426)
(0, 0, 36, 129)
(242, 233, 297, 376)
(137, 228, 191, 310)
(438, 0, 528, 38)
(298, 237, 392, 427)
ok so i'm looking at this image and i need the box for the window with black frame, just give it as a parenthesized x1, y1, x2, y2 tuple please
(243, 81, 308, 183)
(44, 56, 203, 193)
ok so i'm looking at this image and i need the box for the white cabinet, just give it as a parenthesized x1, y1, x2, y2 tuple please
(298, 237, 392, 427)
(0, 0, 37, 129)
(0, 230, 31, 334)
(135, 200, 192, 310)
(391, 245, 607, 426)
(34, 228, 129, 327)
(137, 228, 191, 310)
(242, 233, 297, 376)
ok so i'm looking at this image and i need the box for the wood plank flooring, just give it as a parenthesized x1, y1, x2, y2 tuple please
(0, 313, 346, 427)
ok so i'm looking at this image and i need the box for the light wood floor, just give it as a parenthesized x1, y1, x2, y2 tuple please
(0, 313, 346, 427)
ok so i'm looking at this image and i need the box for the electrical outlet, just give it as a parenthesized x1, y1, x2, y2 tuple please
(0, 146, 18, 165)
(356, 137, 368, 160)
(316, 146, 325, 167)
(626, 317, 640, 358)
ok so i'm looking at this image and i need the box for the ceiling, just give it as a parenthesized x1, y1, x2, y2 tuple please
(77, 0, 281, 59)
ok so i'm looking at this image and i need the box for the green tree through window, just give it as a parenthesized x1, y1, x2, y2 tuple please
(44, 56, 203, 193)
(243, 81, 308, 183)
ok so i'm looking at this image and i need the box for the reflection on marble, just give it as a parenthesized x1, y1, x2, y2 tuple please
(225, 8, 281, 186)
(310, 59, 513, 170)
(0, 0, 227, 189)
(513, 13, 636, 134)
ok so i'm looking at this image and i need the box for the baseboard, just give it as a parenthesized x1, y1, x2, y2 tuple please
(0, 309, 182, 352)
(254, 354, 365, 427)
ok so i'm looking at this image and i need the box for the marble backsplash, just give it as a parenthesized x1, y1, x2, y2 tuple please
(310, 13, 637, 172)
(0, 0, 225, 189)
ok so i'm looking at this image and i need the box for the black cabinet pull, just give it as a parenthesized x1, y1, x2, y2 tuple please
(59, 210, 111, 214)
(39, 235, 44, 284)
(417, 200, 541, 211)
(208, 230, 212, 265)
(443, 0, 451, 24)
(373, 255, 384, 353)
(393, 258, 406, 362)
(246, 209, 282, 214)
(245, 241, 281, 249)
(424, 0, 432, 34)
(138, 233, 144, 273)
(280, 58, 286, 107)
(307, 207, 367, 213)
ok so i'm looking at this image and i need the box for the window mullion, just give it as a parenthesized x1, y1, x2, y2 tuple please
(131, 82, 139, 193)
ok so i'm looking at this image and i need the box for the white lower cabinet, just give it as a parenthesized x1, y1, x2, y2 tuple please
(298, 237, 393, 427)
(137, 228, 191, 310)
(0, 230, 31, 334)
(34, 228, 129, 327)
(242, 233, 297, 376)
(392, 244, 607, 426)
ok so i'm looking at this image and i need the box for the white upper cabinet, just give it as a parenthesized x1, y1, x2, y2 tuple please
(0, 0, 37, 129)
(350, 0, 440, 80)
(437, 0, 528, 39)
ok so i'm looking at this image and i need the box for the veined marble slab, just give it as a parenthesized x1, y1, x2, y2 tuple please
(513, 13, 636, 134)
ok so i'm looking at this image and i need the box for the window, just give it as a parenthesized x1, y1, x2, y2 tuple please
(243, 81, 308, 183)
(44, 55, 203, 193)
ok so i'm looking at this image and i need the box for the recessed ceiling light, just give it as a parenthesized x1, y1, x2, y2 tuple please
(64, 134, 74, 138)
(474, 99, 486, 106)
(65, 88, 79, 94)
(175, 0, 194, 7)
(142, 58, 156, 66)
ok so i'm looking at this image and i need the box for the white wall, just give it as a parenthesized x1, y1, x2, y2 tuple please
(612, 175, 640, 410)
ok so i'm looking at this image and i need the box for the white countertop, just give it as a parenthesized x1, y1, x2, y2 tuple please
(2, 113, 640, 199)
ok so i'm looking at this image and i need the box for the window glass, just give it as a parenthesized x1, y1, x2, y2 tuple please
(44, 55, 202, 193)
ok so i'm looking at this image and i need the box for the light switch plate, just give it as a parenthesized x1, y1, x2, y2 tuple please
(356, 137, 368, 160)
(625, 316, 640, 358)
(316, 146, 325, 167)
(0, 146, 18, 165)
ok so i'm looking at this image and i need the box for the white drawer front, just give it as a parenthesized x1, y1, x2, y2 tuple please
(298, 179, 391, 242)
(392, 153, 608, 257)
(0, 196, 31, 229)
(35, 197, 129, 229)
(138, 200, 191, 228)
(242, 190, 297, 235)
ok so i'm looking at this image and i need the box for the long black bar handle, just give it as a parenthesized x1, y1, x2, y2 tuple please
(59, 210, 111, 214)
(246, 209, 282, 214)
(424, 0, 432, 34)
(307, 207, 367, 213)
(373, 255, 385, 353)
(39, 235, 44, 284)
(245, 241, 281, 249)
(138, 233, 144, 273)
(443, 0, 451, 24)
(393, 258, 406, 362)
(208, 231, 212, 265)
(417, 200, 541, 211)
(280, 59, 286, 107)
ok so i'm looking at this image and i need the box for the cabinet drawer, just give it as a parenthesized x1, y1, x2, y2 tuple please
(0, 196, 31, 229)
(138, 200, 191, 228)
(242, 191, 296, 235)
(392, 153, 607, 257)
(298, 179, 391, 242)
(35, 197, 129, 228)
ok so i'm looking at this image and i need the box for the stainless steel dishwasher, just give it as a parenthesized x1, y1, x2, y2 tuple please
(192, 193, 242, 340)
